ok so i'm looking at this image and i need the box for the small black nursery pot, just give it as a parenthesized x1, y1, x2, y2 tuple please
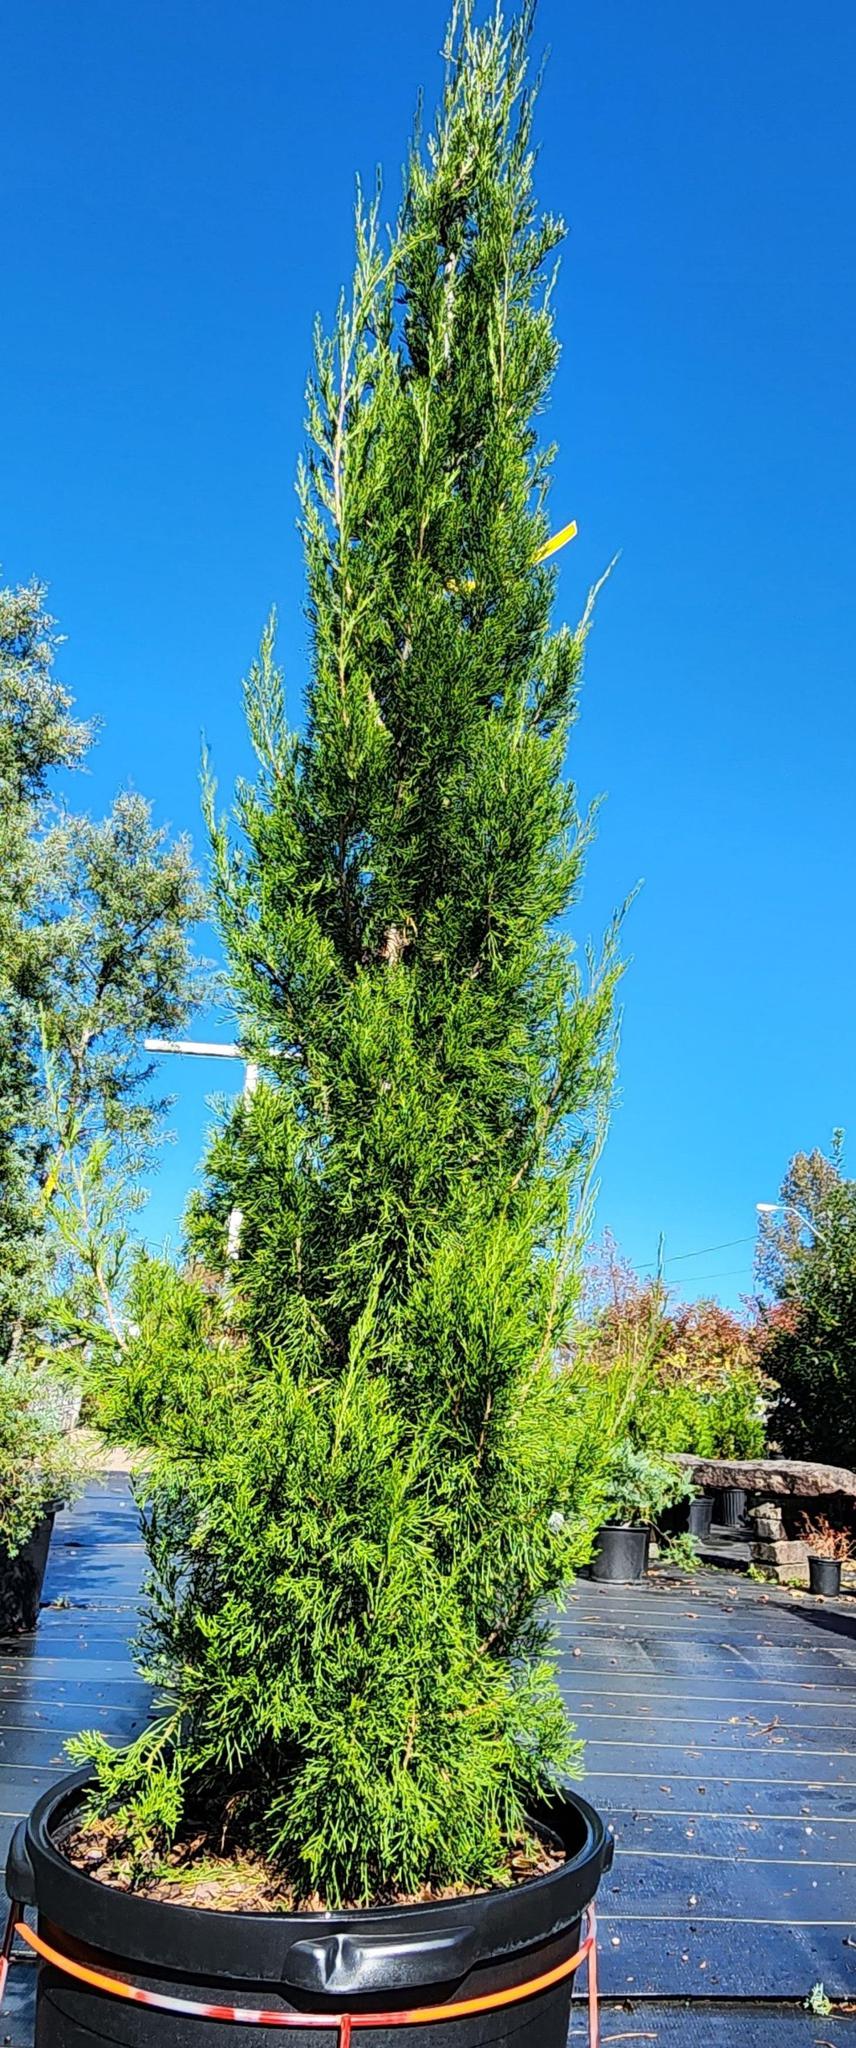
(808, 1556, 841, 1597)
(657, 1497, 713, 1543)
(0, 1508, 59, 1634)
(7, 1770, 614, 2048)
(716, 1488, 747, 1528)
(688, 1496, 713, 1540)
(590, 1523, 650, 1583)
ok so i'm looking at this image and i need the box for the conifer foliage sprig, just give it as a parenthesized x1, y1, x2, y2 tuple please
(82, 2, 628, 1906)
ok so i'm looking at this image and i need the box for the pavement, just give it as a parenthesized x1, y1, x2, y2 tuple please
(0, 1485, 853, 2044)
(559, 1557, 856, 2036)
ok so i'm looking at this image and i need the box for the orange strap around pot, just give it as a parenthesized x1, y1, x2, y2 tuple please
(7, 1905, 600, 2047)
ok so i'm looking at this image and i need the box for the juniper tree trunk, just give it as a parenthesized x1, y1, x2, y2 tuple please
(86, 1, 626, 1907)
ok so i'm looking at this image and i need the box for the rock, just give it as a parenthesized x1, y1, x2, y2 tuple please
(674, 1456, 856, 1499)
(753, 1504, 784, 1539)
(778, 1559, 810, 1587)
(752, 1539, 809, 1565)
(750, 1533, 811, 1585)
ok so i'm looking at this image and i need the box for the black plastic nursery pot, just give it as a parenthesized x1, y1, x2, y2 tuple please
(687, 1496, 713, 1540)
(808, 1556, 841, 1597)
(0, 1508, 58, 1634)
(589, 1523, 649, 1583)
(716, 1487, 747, 1528)
(657, 1497, 713, 1543)
(6, 1770, 614, 2048)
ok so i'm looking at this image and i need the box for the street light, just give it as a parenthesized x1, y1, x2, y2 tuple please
(755, 1200, 833, 1251)
(144, 1037, 259, 1260)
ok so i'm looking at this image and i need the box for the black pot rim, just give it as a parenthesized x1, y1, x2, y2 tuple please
(13, 1769, 612, 1987)
(597, 1521, 649, 1533)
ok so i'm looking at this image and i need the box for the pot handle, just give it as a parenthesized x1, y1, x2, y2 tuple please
(286, 1925, 478, 1994)
(5, 1822, 36, 1907)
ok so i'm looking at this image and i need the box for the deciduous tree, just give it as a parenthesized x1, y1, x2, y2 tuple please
(756, 1135, 856, 1465)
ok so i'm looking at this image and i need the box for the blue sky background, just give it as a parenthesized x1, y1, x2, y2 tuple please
(3, 0, 854, 1306)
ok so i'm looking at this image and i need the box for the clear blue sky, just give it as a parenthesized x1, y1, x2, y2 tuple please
(3, 0, 855, 1306)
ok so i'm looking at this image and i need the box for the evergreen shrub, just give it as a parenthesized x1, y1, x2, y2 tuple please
(597, 1440, 692, 1528)
(77, 2, 628, 1906)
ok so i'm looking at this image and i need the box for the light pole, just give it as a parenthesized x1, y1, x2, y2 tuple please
(755, 1200, 834, 1253)
(144, 1038, 259, 1261)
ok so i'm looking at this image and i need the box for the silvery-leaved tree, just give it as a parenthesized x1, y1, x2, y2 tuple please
(0, 579, 204, 1372)
(81, 2, 628, 1905)
(0, 581, 91, 1357)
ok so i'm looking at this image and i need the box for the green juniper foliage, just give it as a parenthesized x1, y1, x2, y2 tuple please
(78, 3, 627, 1905)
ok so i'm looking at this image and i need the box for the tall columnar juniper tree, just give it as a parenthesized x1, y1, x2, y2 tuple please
(82, 3, 626, 1905)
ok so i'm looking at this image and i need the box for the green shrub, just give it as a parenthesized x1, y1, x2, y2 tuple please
(0, 1358, 80, 1557)
(580, 1271, 772, 1461)
(658, 1532, 699, 1573)
(74, 6, 628, 1907)
(632, 1366, 768, 1460)
(597, 1441, 692, 1527)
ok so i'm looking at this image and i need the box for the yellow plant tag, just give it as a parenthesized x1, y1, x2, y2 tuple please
(533, 519, 578, 564)
(448, 520, 577, 593)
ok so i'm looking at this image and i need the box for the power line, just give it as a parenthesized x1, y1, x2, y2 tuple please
(668, 1264, 756, 1286)
(638, 1234, 755, 1273)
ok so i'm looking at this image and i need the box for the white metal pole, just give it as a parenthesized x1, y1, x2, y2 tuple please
(144, 1037, 257, 1261)
(755, 1200, 834, 1251)
(224, 1061, 259, 1261)
(144, 1038, 247, 1062)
